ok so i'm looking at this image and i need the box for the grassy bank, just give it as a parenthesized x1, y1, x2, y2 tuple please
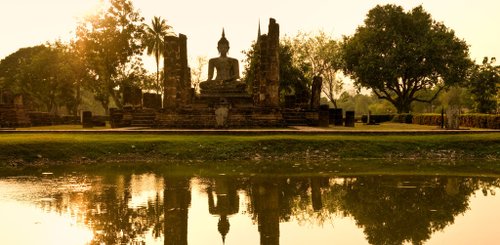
(0, 132, 499, 176)
(1, 132, 498, 161)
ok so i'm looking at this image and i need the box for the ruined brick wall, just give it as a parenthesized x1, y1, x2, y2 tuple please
(163, 34, 191, 109)
(254, 18, 280, 108)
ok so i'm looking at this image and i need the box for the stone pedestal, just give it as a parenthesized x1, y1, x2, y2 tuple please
(318, 105, 329, 127)
(345, 111, 355, 127)
(81, 111, 93, 128)
(330, 108, 343, 126)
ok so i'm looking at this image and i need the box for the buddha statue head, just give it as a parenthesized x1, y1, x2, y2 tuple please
(217, 29, 230, 56)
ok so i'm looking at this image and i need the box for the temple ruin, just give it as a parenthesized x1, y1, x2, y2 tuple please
(109, 18, 321, 128)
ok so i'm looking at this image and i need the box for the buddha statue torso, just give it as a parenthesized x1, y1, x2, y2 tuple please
(200, 30, 246, 92)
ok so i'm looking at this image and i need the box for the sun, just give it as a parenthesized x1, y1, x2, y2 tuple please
(73, 0, 104, 19)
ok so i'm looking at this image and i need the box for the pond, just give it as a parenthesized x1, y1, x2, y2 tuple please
(0, 170, 499, 245)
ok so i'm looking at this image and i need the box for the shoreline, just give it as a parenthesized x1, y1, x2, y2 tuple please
(0, 132, 498, 171)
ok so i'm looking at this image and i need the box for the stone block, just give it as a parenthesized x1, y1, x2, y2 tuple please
(345, 111, 355, 127)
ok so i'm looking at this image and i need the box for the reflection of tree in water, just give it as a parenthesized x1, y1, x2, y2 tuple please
(339, 176, 499, 245)
(83, 174, 152, 244)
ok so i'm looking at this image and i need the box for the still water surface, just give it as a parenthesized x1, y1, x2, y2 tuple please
(0, 171, 499, 245)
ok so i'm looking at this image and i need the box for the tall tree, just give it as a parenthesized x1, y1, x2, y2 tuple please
(0, 44, 79, 114)
(190, 56, 207, 93)
(289, 32, 345, 108)
(143, 16, 173, 94)
(343, 5, 472, 113)
(76, 0, 144, 112)
(467, 57, 499, 113)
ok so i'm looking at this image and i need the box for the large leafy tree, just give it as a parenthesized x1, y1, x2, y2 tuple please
(289, 32, 345, 108)
(142, 16, 173, 94)
(0, 44, 79, 114)
(468, 57, 499, 113)
(343, 5, 472, 113)
(76, 0, 144, 112)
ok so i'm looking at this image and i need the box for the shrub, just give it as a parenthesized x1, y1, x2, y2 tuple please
(361, 114, 395, 123)
(410, 113, 499, 129)
(392, 114, 413, 124)
(412, 114, 443, 126)
(460, 114, 500, 129)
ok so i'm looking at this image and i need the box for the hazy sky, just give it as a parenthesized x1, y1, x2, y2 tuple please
(1, 0, 499, 72)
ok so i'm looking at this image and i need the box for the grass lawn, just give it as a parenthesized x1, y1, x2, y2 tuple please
(15, 121, 491, 131)
(0, 128, 498, 177)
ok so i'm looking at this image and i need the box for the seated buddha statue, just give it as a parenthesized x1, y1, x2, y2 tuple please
(200, 30, 246, 92)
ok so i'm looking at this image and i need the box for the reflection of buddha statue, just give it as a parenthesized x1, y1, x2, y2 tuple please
(200, 29, 246, 91)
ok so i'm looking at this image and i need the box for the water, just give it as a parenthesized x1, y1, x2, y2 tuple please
(0, 171, 499, 245)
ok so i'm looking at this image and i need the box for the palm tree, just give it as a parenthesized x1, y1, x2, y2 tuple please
(143, 16, 173, 94)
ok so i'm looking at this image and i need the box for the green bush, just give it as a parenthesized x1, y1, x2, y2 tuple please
(412, 114, 443, 126)
(460, 114, 500, 129)
(410, 113, 499, 129)
(361, 114, 395, 123)
(392, 114, 413, 124)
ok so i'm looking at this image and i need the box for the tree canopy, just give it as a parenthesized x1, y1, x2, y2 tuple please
(343, 4, 472, 113)
(142, 16, 173, 94)
(287, 32, 345, 108)
(467, 57, 499, 113)
(0, 44, 80, 114)
(75, 0, 145, 112)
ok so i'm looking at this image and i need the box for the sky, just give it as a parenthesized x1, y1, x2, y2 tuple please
(1, 0, 499, 74)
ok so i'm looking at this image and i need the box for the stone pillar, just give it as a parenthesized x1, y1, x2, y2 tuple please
(318, 104, 329, 127)
(254, 18, 280, 108)
(310, 76, 322, 110)
(81, 111, 93, 128)
(345, 111, 355, 127)
(330, 108, 343, 126)
(178, 34, 191, 105)
(267, 18, 280, 107)
(446, 106, 460, 129)
(164, 36, 179, 109)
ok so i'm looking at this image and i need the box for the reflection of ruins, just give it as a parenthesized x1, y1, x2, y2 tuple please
(206, 177, 239, 243)
(32, 173, 500, 245)
(164, 177, 191, 245)
(250, 178, 281, 245)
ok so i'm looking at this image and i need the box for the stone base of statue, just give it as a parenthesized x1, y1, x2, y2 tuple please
(198, 80, 252, 108)
(151, 81, 284, 128)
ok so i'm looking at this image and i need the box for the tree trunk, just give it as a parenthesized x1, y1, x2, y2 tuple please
(109, 88, 123, 109)
(395, 100, 412, 114)
(100, 100, 109, 116)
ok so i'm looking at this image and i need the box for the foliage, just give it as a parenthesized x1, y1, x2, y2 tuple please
(343, 4, 472, 113)
(76, 0, 145, 112)
(336, 92, 396, 115)
(360, 114, 395, 124)
(341, 176, 473, 245)
(288, 31, 345, 108)
(0, 44, 81, 114)
(142, 16, 173, 94)
(460, 113, 500, 129)
(391, 113, 413, 124)
(191, 56, 207, 93)
(412, 113, 443, 126)
(403, 113, 499, 129)
(467, 57, 499, 113)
